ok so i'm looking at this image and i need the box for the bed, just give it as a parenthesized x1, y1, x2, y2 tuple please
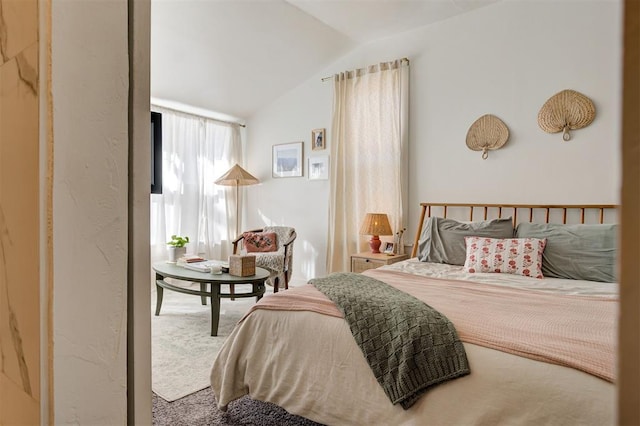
(210, 203, 618, 425)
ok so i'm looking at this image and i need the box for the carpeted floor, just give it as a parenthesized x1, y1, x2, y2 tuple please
(151, 279, 323, 424)
(152, 387, 325, 426)
(152, 281, 255, 401)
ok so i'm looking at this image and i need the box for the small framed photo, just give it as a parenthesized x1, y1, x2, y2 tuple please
(312, 128, 326, 151)
(383, 242, 396, 255)
(272, 142, 303, 178)
(308, 155, 329, 180)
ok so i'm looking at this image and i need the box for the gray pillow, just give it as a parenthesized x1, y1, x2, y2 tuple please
(417, 217, 514, 265)
(515, 223, 617, 283)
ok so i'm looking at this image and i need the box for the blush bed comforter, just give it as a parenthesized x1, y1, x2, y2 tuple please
(210, 260, 617, 426)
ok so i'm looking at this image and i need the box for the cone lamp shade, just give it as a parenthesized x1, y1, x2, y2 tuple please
(214, 164, 260, 186)
(359, 213, 393, 254)
(214, 164, 260, 236)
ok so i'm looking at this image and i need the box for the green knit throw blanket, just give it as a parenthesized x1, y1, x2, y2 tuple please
(310, 272, 470, 409)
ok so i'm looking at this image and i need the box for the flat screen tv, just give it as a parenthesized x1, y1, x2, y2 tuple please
(151, 111, 162, 194)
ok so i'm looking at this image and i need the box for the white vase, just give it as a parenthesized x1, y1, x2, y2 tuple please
(168, 246, 187, 262)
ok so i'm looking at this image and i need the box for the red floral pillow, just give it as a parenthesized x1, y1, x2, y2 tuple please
(243, 232, 278, 253)
(463, 236, 547, 279)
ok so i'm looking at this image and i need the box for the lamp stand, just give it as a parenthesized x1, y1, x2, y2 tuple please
(235, 182, 240, 238)
(369, 235, 382, 253)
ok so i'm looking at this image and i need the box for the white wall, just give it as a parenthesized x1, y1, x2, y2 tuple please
(246, 0, 622, 284)
(245, 80, 333, 285)
(129, 0, 153, 424)
(52, 1, 129, 423)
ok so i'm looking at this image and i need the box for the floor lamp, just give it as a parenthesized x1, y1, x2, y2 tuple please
(214, 164, 260, 237)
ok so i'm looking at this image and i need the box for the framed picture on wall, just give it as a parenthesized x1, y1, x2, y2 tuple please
(308, 155, 329, 180)
(272, 142, 303, 178)
(312, 128, 326, 151)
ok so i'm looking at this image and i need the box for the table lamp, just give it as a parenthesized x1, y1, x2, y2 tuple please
(359, 213, 393, 254)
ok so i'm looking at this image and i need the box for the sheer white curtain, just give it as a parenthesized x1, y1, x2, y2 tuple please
(327, 59, 409, 273)
(150, 107, 242, 262)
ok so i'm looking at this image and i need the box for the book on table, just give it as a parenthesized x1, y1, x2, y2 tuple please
(180, 260, 222, 273)
(182, 255, 207, 263)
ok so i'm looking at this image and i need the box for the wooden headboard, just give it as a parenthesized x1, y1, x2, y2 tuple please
(410, 203, 618, 258)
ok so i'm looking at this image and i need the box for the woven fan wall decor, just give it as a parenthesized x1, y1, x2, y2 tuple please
(537, 89, 595, 141)
(465, 114, 509, 159)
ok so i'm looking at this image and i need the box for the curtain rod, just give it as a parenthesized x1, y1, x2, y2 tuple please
(151, 103, 247, 128)
(320, 57, 410, 82)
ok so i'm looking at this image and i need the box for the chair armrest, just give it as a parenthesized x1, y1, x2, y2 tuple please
(231, 237, 242, 255)
(282, 231, 297, 247)
(282, 231, 297, 270)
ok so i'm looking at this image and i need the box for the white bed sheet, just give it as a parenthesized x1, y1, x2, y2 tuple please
(211, 260, 616, 425)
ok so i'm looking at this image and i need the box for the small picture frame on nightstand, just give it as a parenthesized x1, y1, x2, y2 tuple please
(382, 242, 396, 255)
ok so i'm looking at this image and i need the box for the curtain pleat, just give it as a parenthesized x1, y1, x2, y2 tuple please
(327, 59, 409, 272)
(150, 107, 241, 263)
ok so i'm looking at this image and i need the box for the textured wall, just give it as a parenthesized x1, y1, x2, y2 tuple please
(51, 1, 129, 423)
(0, 0, 41, 424)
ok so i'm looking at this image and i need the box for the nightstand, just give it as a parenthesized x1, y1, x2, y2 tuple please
(350, 252, 409, 273)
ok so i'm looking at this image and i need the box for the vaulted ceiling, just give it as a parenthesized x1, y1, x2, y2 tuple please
(151, 0, 499, 120)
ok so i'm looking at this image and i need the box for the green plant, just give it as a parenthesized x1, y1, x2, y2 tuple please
(167, 235, 189, 248)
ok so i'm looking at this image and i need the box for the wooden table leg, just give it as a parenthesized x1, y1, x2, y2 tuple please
(255, 282, 265, 302)
(155, 273, 164, 316)
(200, 282, 207, 305)
(210, 283, 221, 336)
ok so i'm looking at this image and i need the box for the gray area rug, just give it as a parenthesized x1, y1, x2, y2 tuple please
(152, 387, 324, 426)
(152, 281, 263, 401)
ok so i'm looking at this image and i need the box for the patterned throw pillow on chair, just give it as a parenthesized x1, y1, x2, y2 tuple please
(243, 232, 278, 252)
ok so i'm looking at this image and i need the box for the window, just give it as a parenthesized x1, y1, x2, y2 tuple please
(151, 111, 162, 194)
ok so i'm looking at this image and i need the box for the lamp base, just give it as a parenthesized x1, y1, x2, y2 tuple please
(369, 235, 382, 254)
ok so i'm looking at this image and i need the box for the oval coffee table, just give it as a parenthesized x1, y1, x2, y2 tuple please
(152, 261, 269, 336)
